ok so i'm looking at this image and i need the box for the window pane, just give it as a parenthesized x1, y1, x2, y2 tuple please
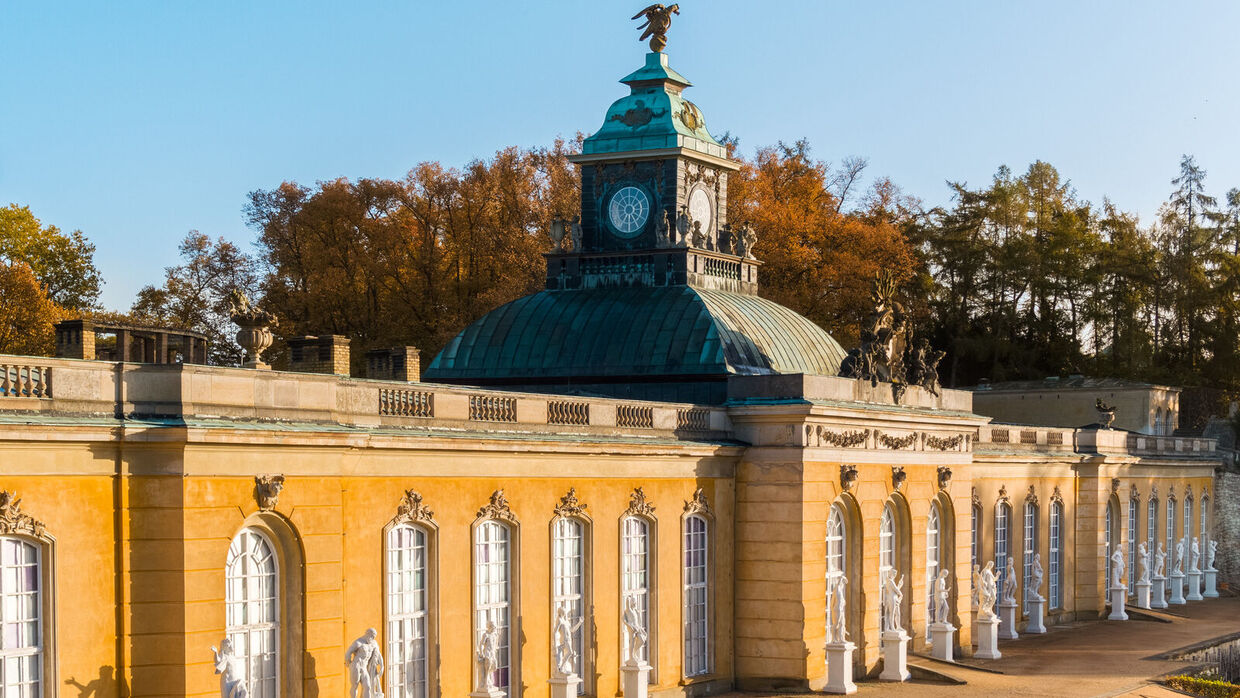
(225, 530, 280, 697)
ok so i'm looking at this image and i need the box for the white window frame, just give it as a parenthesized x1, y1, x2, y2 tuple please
(1184, 497, 1193, 548)
(1127, 498, 1138, 597)
(880, 502, 897, 631)
(1049, 501, 1063, 609)
(925, 502, 940, 638)
(1104, 501, 1115, 589)
(971, 504, 981, 573)
(226, 528, 280, 698)
(682, 514, 711, 677)
(1022, 502, 1037, 607)
(622, 515, 654, 671)
(552, 517, 587, 690)
(475, 521, 513, 696)
(1201, 496, 1209, 543)
(1147, 498, 1158, 554)
(0, 537, 43, 697)
(386, 523, 430, 698)
(826, 503, 847, 641)
(994, 502, 1010, 595)
(1166, 498, 1177, 560)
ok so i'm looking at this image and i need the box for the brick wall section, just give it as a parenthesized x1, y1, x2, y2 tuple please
(287, 335, 350, 376)
(1216, 470, 1240, 589)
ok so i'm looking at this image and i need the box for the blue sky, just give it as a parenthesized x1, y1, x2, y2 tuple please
(3, 1, 1239, 309)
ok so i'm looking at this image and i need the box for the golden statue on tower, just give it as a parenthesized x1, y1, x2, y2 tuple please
(632, 4, 680, 52)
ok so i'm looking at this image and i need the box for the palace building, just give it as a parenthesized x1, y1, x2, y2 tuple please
(0, 20, 1223, 698)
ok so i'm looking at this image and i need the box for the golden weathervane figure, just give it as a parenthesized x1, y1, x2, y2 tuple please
(632, 4, 680, 52)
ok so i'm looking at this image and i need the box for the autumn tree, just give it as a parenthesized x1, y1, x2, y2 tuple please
(0, 261, 62, 356)
(726, 139, 918, 346)
(0, 204, 102, 311)
(131, 231, 261, 365)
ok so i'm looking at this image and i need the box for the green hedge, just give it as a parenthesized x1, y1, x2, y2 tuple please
(1166, 675, 1240, 698)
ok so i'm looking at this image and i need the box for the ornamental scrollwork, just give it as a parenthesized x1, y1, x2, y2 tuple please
(820, 428, 870, 448)
(937, 466, 952, 491)
(554, 488, 588, 519)
(1130, 483, 1141, 501)
(254, 474, 285, 511)
(971, 486, 981, 509)
(878, 432, 917, 450)
(996, 484, 1010, 506)
(1025, 485, 1039, 506)
(478, 489, 518, 523)
(840, 464, 859, 492)
(684, 487, 712, 516)
(625, 487, 656, 519)
(1111, 477, 1121, 494)
(891, 466, 907, 491)
(394, 489, 434, 524)
(1049, 485, 1064, 504)
(925, 433, 964, 451)
(0, 491, 45, 538)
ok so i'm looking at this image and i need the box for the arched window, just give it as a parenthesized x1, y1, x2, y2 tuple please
(994, 502, 1011, 595)
(621, 516, 653, 667)
(552, 517, 587, 687)
(1022, 501, 1038, 606)
(1147, 498, 1158, 552)
(1184, 496, 1194, 547)
(1127, 497, 1138, 597)
(926, 501, 941, 638)
(0, 537, 42, 695)
(971, 502, 981, 573)
(826, 502, 847, 640)
(683, 514, 710, 677)
(226, 529, 279, 698)
(880, 501, 898, 630)
(386, 524, 429, 698)
(475, 521, 512, 694)
(1201, 495, 1210, 543)
(1104, 500, 1116, 589)
(1166, 497, 1177, 563)
(1049, 501, 1063, 609)
(1154, 407, 1163, 435)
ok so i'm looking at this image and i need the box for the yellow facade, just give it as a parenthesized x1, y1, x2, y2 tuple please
(0, 357, 1220, 696)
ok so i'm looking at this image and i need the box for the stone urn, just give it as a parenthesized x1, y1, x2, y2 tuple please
(228, 291, 278, 370)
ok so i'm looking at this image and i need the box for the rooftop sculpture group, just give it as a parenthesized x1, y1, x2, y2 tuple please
(839, 272, 944, 401)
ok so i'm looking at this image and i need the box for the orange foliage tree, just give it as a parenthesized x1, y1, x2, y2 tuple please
(0, 261, 63, 356)
(726, 140, 918, 346)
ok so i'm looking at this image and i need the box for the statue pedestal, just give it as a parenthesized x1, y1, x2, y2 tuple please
(1169, 572, 1187, 605)
(1024, 597, 1047, 634)
(1187, 570, 1204, 601)
(1108, 585, 1128, 620)
(998, 601, 1019, 640)
(823, 641, 858, 694)
(879, 630, 910, 682)
(1205, 569, 1219, 598)
(929, 622, 956, 661)
(470, 688, 505, 698)
(974, 615, 1001, 659)
(1136, 580, 1151, 609)
(1150, 576, 1168, 609)
(620, 663, 650, 698)
(549, 674, 582, 698)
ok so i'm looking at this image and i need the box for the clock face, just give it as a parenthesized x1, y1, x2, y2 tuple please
(688, 187, 712, 233)
(608, 186, 650, 237)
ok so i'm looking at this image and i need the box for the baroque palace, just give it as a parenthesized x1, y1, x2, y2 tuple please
(0, 10, 1222, 698)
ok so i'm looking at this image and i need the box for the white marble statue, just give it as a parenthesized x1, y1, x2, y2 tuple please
(477, 621, 501, 691)
(882, 567, 905, 632)
(552, 604, 584, 677)
(970, 563, 980, 610)
(1173, 538, 1185, 575)
(827, 575, 848, 643)
(345, 628, 384, 698)
(1030, 553, 1044, 601)
(211, 639, 249, 698)
(1208, 540, 1218, 572)
(1138, 542, 1150, 583)
(1190, 537, 1201, 573)
(1001, 556, 1018, 604)
(934, 569, 951, 624)
(979, 561, 998, 619)
(621, 594, 648, 665)
(1110, 548, 1125, 587)
(1155, 542, 1167, 577)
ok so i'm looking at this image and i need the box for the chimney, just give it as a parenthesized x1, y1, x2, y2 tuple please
(55, 319, 96, 360)
(287, 335, 351, 376)
(366, 346, 421, 382)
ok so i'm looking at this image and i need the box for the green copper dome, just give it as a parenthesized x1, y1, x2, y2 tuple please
(582, 52, 727, 158)
(425, 286, 847, 403)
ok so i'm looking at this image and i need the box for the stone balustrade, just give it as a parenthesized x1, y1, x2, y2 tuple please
(0, 354, 731, 440)
(975, 423, 1215, 457)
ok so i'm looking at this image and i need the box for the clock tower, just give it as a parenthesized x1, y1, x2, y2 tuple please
(549, 50, 757, 294)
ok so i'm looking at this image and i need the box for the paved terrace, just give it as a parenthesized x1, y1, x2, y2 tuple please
(723, 595, 1240, 697)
